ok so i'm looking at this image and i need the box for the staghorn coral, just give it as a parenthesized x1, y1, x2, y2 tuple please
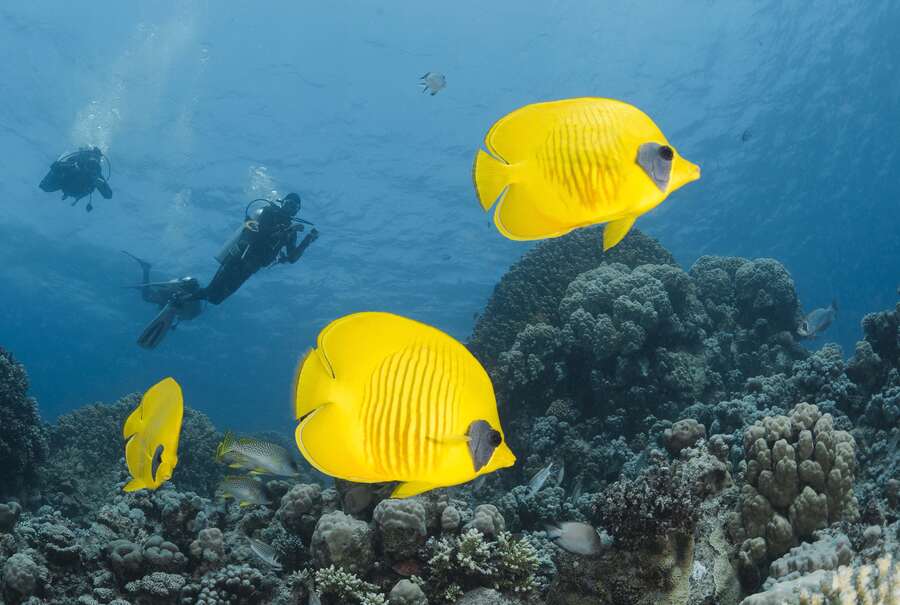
(424, 528, 541, 603)
(0, 348, 48, 500)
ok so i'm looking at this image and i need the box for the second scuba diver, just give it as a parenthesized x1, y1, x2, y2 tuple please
(194, 193, 318, 305)
(39, 146, 113, 212)
(123, 251, 204, 350)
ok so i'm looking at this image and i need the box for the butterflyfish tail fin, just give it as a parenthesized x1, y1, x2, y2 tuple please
(123, 406, 144, 440)
(603, 217, 637, 251)
(294, 348, 335, 420)
(473, 149, 510, 212)
(123, 478, 145, 492)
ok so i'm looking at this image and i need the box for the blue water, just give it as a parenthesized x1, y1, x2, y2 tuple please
(1, 2, 898, 431)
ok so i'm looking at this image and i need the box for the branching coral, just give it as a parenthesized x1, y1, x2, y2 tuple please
(424, 528, 541, 603)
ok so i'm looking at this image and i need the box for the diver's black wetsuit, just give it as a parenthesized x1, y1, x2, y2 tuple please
(39, 147, 112, 211)
(198, 200, 318, 305)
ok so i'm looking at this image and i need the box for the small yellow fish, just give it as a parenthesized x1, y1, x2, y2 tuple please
(473, 97, 700, 251)
(122, 377, 184, 492)
(293, 312, 516, 498)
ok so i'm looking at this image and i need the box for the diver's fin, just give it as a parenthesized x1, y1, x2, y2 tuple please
(391, 481, 436, 499)
(96, 178, 113, 199)
(123, 478, 145, 492)
(121, 250, 152, 273)
(137, 303, 177, 349)
(602, 217, 637, 251)
(473, 149, 510, 211)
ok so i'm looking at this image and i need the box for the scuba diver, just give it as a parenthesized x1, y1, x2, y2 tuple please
(39, 146, 113, 212)
(122, 251, 204, 350)
(195, 193, 318, 305)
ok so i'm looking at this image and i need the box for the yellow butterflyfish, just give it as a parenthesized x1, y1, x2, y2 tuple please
(122, 377, 184, 492)
(293, 312, 516, 498)
(473, 97, 700, 251)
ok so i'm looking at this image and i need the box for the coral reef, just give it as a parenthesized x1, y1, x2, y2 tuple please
(0, 348, 48, 500)
(1, 231, 898, 604)
(727, 403, 859, 588)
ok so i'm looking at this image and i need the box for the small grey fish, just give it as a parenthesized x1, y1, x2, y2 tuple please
(570, 475, 583, 504)
(217, 476, 270, 507)
(420, 71, 446, 96)
(526, 462, 554, 498)
(546, 522, 608, 556)
(797, 300, 837, 340)
(247, 537, 282, 570)
(471, 474, 487, 492)
(216, 432, 299, 477)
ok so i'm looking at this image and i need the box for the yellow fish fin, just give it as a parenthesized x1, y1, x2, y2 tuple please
(294, 348, 335, 420)
(473, 149, 510, 211)
(391, 481, 438, 499)
(602, 216, 637, 251)
(123, 478, 145, 492)
(216, 431, 236, 461)
(295, 403, 365, 479)
(494, 185, 574, 241)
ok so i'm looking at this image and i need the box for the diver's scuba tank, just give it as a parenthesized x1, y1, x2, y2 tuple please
(214, 207, 263, 265)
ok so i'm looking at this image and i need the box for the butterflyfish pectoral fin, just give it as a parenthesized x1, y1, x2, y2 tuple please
(391, 481, 437, 499)
(602, 216, 637, 251)
(426, 434, 469, 445)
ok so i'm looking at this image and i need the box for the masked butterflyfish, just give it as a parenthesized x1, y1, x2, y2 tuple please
(473, 97, 700, 251)
(122, 377, 184, 492)
(293, 312, 516, 498)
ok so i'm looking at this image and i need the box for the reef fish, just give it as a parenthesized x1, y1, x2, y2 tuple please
(247, 537, 282, 570)
(420, 71, 446, 95)
(798, 300, 837, 340)
(545, 522, 608, 556)
(473, 97, 700, 251)
(293, 312, 516, 498)
(216, 432, 299, 477)
(216, 476, 270, 507)
(526, 462, 554, 498)
(122, 377, 184, 492)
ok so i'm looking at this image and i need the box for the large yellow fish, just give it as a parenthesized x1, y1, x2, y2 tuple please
(122, 377, 184, 492)
(473, 97, 700, 251)
(293, 312, 516, 498)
